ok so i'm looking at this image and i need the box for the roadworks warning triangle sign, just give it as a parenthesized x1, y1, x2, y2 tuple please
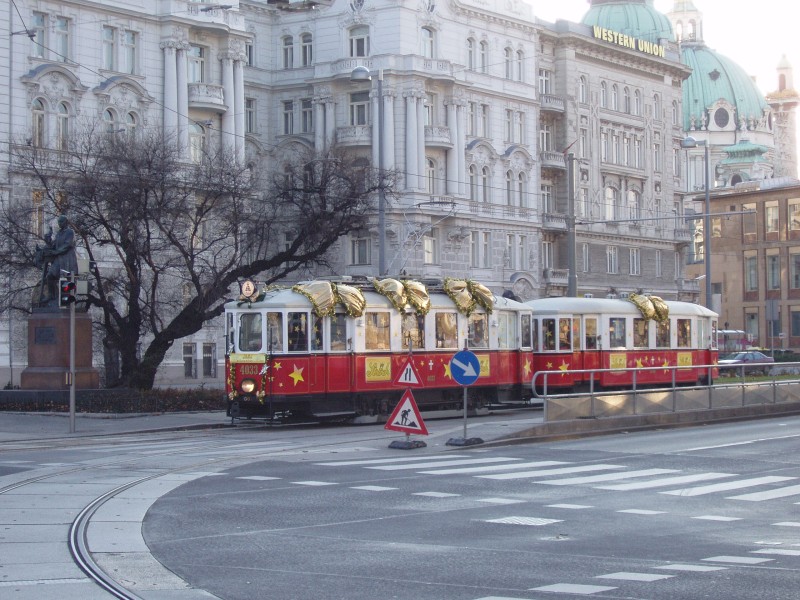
(384, 389, 429, 435)
(394, 357, 424, 387)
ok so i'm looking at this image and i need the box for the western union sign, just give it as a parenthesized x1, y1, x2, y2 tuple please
(592, 26, 666, 58)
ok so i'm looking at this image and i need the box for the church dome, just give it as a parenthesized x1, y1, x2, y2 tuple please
(681, 43, 769, 132)
(581, 0, 674, 44)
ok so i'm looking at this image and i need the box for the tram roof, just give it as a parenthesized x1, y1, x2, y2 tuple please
(525, 296, 717, 318)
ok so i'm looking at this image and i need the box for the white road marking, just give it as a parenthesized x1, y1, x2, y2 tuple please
(479, 464, 626, 480)
(537, 468, 679, 486)
(661, 476, 795, 496)
(597, 472, 735, 491)
(702, 556, 774, 564)
(367, 457, 522, 471)
(317, 455, 469, 466)
(419, 460, 567, 475)
(728, 484, 800, 502)
(530, 583, 617, 594)
(596, 572, 674, 582)
(655, 564, 727, 572)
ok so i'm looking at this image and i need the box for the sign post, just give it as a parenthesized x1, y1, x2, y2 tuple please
(446, 344, 483, 447)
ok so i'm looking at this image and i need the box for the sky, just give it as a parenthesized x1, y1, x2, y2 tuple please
(532, 0, 797, 98)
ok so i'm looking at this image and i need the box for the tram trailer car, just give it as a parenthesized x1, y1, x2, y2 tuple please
(224, 279, 535, 422)
(525, 296, 719, 391)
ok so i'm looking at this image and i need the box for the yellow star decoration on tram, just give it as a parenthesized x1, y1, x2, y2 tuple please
(289, 365, 305, 386)
(546, 362, 554, 369)
(635, 358, 645, 368)
(273, 362, 282, 370)
(523, 359, 532, 377)
(559, 361, 570, 375)
(443, 361, 452, 379)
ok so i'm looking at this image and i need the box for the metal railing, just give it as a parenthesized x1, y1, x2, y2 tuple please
(533, 362, 800, 422)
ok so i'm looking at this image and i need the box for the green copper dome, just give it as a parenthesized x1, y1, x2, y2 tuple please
(681, 44, 769, 131)
(581, 0, 674, 44)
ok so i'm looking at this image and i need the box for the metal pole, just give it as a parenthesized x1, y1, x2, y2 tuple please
(703, 142, 712, 309)
(377, 71, 386, 277)
(69, 273, 76, 433)
(567, 152, 577, 297)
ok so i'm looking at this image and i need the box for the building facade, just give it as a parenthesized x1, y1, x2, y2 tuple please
(0, 0, 789, 387)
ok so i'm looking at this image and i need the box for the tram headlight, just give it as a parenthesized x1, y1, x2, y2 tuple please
(240, 378, 256, 394)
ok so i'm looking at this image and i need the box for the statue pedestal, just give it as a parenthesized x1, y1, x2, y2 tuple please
(21, 310, 100, 390)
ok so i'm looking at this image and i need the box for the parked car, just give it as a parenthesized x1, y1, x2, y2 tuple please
(718, 351, 775, 375)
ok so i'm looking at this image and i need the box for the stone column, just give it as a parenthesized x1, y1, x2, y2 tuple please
(314, 97, 326, 152)
(417, 95, 426, 192)
(457, 102, 467, 196)
(446, 101, 458, 195)
(161, 42, 178, 142)
(405, 93, 418, 190)
(176, 44, 189, 156)
(234, 55, 245, 164)
(221, 52, 236, 156)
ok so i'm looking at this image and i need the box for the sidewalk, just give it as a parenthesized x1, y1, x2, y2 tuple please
(0, 411, 228, 443)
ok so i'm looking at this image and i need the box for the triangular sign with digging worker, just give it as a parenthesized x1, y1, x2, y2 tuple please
(384, 389, 429, 435)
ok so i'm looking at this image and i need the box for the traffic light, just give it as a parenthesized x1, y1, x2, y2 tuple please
(59, 279, 76, 307)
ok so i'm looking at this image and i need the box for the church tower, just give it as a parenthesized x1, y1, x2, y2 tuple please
(766, 55, 800, 179)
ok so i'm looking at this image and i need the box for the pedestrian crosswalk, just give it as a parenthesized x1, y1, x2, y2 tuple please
(314, 454, 800, 503)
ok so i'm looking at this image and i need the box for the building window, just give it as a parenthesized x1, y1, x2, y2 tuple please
(469, 165, 477, 201)
(479, 40, 488, 73)
(742, 203, 757, 238)
(188, 45, 205, 83)
(245, 98, 256, 133)
(611, 84, 618, 110)
(426, 159, 435, 194)
(102, 26, 115, 70)
(517, 235, 527, 270)
(54, 16, 70, 62)
(506, 234, 515, 269)
(792, 308, 800, 337)
(582, 243, 590, 273)
(282, 36, 294, 69)
(580, 187, 590, 218)
(656, 249, 663, 278)
(627, 190, 641, 221)
(31, 98, 46, 147)
(791, 251, 800, 289)
(538, 69, 551, 94)
(202, 343, 217, 378)
(56, 102, 70, 151)
(542, 241, 553, 269)
(351, 231, 370, 265)
(505, 109, 513, 141)
(605, 187, 618, 221)
(482, 232, 491, 268)
(481, 167, 490, 203)
(672, 100, 679, 125)
(540, 123, 553, 152)
(623, 87, 631, 113)
(765, 204, 779, 234)
(541, 184, 553, 213)
(653, 94, 661, 119)
(790, 199, 800, 231)
(470, 231, 480, 267)
(466, 38, 475, 70)
(635, 90, 642, 116)
(301, 33, 313, 66)
(578, 76, 588, 104)
(767, 254, 781, 290)
(600, 81, 607, 108)
(283, 101, 294, 134)
(350, 91, 369, 125)
(183, 343, 197, 378)
(245, 42, 254, 66)
(121, 30, 137, 74)
(424, 228, 439, 264)
(504, 48, 513, 79)
(607, 246, 619, 274)
(32, 190, 45, 237)
(745, 255, 758, 292)
(515, 50, 525, 82)
(517, 173, 526, 207)
(421, 27, 435, 58)
(301, 99, 313, 133)
(479, 104, 489, 136)
(189, 122, 205, 163)
(630, 248, 641, 275)
(350, 25, 370, 57)
(31, 12, 46, 58)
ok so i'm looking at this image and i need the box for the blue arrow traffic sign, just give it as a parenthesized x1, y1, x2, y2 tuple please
(450, 350, 481, 386)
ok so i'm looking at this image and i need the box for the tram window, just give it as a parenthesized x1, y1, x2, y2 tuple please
(656, 320, 670, 348)
(609, 317, 626, 348)
(543, 319, 556, 351)
(696, 319, 707, 350)
(559, 318, 572, 351)
(435, 312, 458, 348)
(402, 313, 425, 349)
(498, 312, 517, 349)
(329, 314, 347, 351)
(531, 318, 538, 351)
(226, 312, 235, 353)
(365, 311, 390, 350)
(711, 320, 718, 349)
(312, 315, 323, 351)
(677, 318, 691, 347)
(288, 312, 309, 352)
(267, 312, 283, 352)
(572, 318, 581, 350)
(520, 314, 532, 349)
(634, 318, 649, 348)
(468, 313, 488, 348)
(585, 317, 598, 349)
(239, 313, 262, 352)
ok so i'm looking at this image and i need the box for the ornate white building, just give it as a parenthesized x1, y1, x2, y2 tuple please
(0, 0, 787, 387)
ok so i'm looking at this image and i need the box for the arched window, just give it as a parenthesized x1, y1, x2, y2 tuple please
(515, 50, 524, 82)
(517, 172, 526, 207)
(481, 166, 490, 202)
(479, 40, 488, 73)
(56, 102, 70, 151)
(611, 85, 618, 111)
(506, 170, 514, 205)
(466, 38, 475, 70)
(627, 190, 642, 220)
(103, 108, 117, 134)
(579, 76, 588, 104)
(504, 47, 513, 79)
(653, 94, 661, 120)
(301, 33, 313, 66)
(634, 90, 642, 116)
(125, 112, 137, 137)
(426, 158, 435, 194)
(421, 27, 435, 59)
(600, 81, 607, 108)
(605, 186, 618, 221)
(282, 36, 293, 69)
(31, 98, 46, 147)
(672, 100, 679, 126)
(190, 122, 206, 163)
(623, 87, 631, 114)
(469, 165, 477, 201)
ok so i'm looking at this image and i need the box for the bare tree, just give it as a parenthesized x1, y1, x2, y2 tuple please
(0, 128, 390, 389)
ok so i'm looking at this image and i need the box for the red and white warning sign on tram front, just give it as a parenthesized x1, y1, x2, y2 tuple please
(384, 389, 428, 435)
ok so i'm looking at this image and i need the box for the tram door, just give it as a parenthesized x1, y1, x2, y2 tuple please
(582, 315, 601, 385)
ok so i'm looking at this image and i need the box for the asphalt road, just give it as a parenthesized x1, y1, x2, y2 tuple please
(142, 417, 800, 600)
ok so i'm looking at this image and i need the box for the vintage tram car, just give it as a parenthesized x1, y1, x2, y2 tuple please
(526, 295, 718, 391)
(224, 278, 534, 422)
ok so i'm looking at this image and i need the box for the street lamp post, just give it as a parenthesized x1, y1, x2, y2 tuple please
(351, 66, 386, 277)
(566, 152, 578, 297)
(681, 137, 712, 309)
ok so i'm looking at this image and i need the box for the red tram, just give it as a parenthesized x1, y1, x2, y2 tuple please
(526, 296, 718, 391)
(224, 278, 533, 422)
(224, 279, 719, 422)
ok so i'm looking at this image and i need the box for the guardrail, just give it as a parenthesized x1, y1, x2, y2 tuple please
(533, 363, 800, 423)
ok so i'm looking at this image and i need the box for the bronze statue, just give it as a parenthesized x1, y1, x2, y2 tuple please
(35, 215, 79, 306)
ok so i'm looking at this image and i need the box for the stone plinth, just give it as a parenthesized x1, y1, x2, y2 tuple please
(21, 309, 100, 390)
